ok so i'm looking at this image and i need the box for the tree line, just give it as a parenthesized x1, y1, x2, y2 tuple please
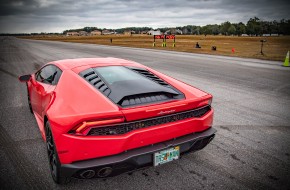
(62, 27, 153, 34)
(162, 17, 290, 36)
(63, 17, 290, 36)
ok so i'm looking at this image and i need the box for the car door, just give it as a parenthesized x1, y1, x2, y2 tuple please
(30, 65, 61, 117)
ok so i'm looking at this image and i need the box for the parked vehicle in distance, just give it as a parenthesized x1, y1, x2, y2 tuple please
(19, 58, 216, 184)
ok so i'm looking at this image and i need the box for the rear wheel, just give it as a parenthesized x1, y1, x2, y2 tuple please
(45, 121, 69, 184)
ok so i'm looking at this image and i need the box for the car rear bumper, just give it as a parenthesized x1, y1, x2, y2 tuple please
(57, 108, 214, 164)
(60, 127, 216, 179)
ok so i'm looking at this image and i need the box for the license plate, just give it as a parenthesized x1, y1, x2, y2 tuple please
(154, 146, 180, 166)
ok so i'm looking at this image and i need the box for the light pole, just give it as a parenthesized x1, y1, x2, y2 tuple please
(260, 39, 266, 55)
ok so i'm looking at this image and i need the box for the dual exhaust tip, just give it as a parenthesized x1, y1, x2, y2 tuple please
(80, 167, 113, 179)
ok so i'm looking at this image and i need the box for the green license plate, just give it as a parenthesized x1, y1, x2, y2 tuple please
(154, 146, 180, 166)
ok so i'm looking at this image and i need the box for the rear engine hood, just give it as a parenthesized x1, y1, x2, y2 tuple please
(120, 68, 211, 121)
(78, 67, 185, 108)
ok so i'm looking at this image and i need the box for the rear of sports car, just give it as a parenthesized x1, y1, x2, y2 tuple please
(47, 63, 215, 180)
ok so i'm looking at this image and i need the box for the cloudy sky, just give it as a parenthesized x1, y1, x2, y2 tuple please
(0, 0, 289, 33)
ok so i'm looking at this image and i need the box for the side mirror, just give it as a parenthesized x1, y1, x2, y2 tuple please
(19, 74, 31, 82)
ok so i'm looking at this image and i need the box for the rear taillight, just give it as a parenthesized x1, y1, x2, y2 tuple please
(71, 117, 125, 135)
(200, 97, 212, 107)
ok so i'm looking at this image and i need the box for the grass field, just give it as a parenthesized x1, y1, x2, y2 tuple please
(21, 35, 290, 61)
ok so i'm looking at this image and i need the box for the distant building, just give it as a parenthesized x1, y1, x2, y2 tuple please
(102, 30, 112, 35)
(124, 31, 131, 35)
(175, 29, 183, 35)
(124, 30, 133, 35)
(164, 28, 183, 35)
(147, 30, 161, 35)
(78, 31, 88, 36)
(182, 28, 189, 35)
(261, 33, 279, 37)
(140, 31, 148, 34)
(66, 32, 79, 36)
(90, 30, 102, 35)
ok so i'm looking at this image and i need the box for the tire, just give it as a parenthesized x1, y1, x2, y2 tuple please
(45, 121, 70, 184)
(26, 83, 33, 114)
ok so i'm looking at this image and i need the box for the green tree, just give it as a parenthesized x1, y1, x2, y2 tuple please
(220, 21, 231, 35)
(192, 26, 200, 35)
(270, 20, 279, 34)
(278, 19, 290, 35)
(210, 24, 220, 35)
(235, 22, 246, 35)
(228, 25, 236, 35)
(200, 25, 212, 35)
(246, 17, 262, 36)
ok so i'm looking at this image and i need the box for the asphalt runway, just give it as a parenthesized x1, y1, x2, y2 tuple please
(0, 36, 290, 190)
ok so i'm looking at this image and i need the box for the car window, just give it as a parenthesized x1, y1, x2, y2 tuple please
(95, 66, 147, 85)
(52, 67, 62, 85)
(36, 65, 62, 85)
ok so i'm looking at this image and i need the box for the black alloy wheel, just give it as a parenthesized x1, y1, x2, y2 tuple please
(45, 121, 69, 184)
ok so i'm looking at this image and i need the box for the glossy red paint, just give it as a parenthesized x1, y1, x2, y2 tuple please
(58, 109, 213, 163)
(23, 58, 214, 165)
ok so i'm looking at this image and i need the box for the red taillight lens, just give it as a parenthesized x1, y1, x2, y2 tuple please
(199, 97, 212, 107)
(73, 117, 125, 135)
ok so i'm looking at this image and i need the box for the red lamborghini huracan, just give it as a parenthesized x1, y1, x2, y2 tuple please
(19, 58, 215, 184)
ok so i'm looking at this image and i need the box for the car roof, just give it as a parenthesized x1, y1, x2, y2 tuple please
(48, 58, 141, 70)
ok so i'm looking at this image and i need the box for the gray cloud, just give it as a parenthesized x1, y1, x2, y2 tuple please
(0, 0, 289, 33)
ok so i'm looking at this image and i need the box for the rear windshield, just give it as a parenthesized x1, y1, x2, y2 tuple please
(95, 66, 145, 84)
